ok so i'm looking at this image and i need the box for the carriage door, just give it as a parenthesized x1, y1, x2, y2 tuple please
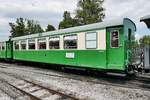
(106, 27, 124, 70)
(6, 41, 13, 59)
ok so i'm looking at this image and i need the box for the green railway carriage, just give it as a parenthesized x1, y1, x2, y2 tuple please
(0, 42, 6, 58)
(0, 40, 13, 59)
(3, 18, 136, 73)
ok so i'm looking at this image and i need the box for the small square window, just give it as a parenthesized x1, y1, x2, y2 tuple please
(110, 30, 119, 48)
(14, 41, 19, 50)
(86, 32, 97, 49)
(21, 40, 26, 50)
(38, 38, 46, 50)
(28, 39, 35, 50)
(49, 37, 60, 49)
(64, 35, 77, 49)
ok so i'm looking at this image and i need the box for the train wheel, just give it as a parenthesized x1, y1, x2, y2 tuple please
(126, 65, 137, 77)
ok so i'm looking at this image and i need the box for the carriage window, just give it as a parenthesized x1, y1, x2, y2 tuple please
(2, 43, 5, 50)
(64, 35, 77, 49)
(0, 45, 1, 51)
(0, 43, 1, 51)
(14, 41, 19, 50)
(86, 32, 97, 49)
(111, 30, 119, 48)
(38, 38, 46, 50)
(28, 39, 35, 50)
(21, 40, 26, 50)
(49, 37, 60, 49)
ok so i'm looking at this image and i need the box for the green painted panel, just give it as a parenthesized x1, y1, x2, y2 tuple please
(106, 27, 125, 70)
(6, 41, 13, 59)
(77, 50, 106, 69)
(13, 50, 107, 69)
(0, 51, 6, 58)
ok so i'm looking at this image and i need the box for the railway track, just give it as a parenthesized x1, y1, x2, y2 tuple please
(0, 79, 41, 100)
(0, 62, 150, 92)
(0, 69, 79, 100)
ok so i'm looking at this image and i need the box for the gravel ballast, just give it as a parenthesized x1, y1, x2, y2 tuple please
(0, 63, 150, 100)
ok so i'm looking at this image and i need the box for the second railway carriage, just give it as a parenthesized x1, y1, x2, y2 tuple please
(9, 18, 136, 73)
(0, 42, 6, 58)
(0, 40, 13, 60)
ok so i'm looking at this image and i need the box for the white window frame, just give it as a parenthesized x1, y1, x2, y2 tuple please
(37, 38, 46, 50)
(14, 41, 20, 50)
(1, 42, 5, 51)
(20, 40, 27, 50)
(0, 42, 1, 51)
(28, 39, 36, 50)
(49, 36, 60, 50)
(110, 30, 119, 48)
(85, 32, 97, 49)
(64, 35, 78, 49)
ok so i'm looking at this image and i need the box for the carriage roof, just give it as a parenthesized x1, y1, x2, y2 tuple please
(140, 15, 150, 28)
(12, 18, 136, 41)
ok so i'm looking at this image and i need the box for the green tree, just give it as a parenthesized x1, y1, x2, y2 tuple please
(132, 40, 139, 48)
(139, 35, 150, 45)
(26, 19, 44, 35)
(9, 23, 17, 37)
(9, 18, 26, 37)
(59, 11, 78, 29)
(9, 17, 44, 37)
(75, 0, 105, 25)
(45, 24, 56, 32)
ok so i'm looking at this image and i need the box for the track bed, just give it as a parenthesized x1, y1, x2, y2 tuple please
(0, 62, 150, 100)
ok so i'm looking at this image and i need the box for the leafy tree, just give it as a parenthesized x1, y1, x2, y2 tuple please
(132, 40, 139, 48)
(139, 35, 150, 46)
(59, 11, 78, 29)
(26, 19, 44, 35)
(75, 0, 105, 25)
(9, 17, 44, 37)
(9, 18, 26, 37)
(9, 23, 17, 37)
(45, 24, 56, 32)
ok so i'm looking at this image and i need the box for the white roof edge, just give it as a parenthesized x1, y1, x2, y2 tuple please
(140, 15, 150, 21)
(12, 18, 125, 41)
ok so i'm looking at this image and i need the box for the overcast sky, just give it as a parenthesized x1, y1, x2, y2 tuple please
(0, 0, 150, 41)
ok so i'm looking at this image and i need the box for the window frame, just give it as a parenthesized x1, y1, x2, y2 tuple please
(85, 32, 97, 49)
(110, 30, 120, 48)
(63, 34, 78, 50)
(49, 36, 60, 50)
(28, 39, 36, 50)
(20, 40, 27, 50)
(37, 38, 47, 50)
(2, 42, 5, 51)
(14, 41, 19, 50)
(0, 42, 1, 51)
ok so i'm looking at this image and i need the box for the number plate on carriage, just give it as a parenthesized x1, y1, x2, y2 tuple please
(66, 53, 75, 58)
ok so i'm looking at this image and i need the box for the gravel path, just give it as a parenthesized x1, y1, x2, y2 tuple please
(0, 63, 150, 100)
